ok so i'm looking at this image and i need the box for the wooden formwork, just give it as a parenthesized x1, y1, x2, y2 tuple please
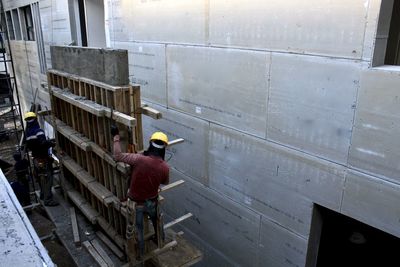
(47, 69, 201, 266)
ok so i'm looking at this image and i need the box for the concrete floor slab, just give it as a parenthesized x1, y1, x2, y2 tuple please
(341, 169, 400, 239)
(142, 104, 209, 185)
(0, 169, 54, 267)
(209, 0, 367, 58)
(167, 45, 269, 137)
(162, 168, 261, 267)
(130, 0, 207, 44)
(268, 53, 363, 163)
(259, 216, 308, 267)
(348, 67, 400, 182)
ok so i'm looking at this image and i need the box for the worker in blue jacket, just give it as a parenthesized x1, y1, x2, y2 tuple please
(24, 112, 58, 206)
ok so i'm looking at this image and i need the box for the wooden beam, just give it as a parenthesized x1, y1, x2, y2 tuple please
(83, 241, 108, 267)
(96, 231, 125, 260)
(160, 180, 185, 193)
(129, 240, 178, 267)
(168, 138, 185, 146)
(70, 207, 81, 246)
(140, 105, 162, 120)
(91, 239, 115, 267)
(164, 213, 193, 230)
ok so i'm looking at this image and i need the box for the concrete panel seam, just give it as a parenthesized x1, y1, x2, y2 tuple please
(129, 40, 368, 62)
(261, 215, 309, 242)
(339, 171, 348, 213)
(265, 52, 272, 139)
(165, 43, 169, 109)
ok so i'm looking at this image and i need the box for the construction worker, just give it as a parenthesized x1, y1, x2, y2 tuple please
(111, 126, 169, 260)
(24, 111, 58, 206)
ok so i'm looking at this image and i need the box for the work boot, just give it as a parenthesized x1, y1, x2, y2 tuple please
(44, 199, 59, 206)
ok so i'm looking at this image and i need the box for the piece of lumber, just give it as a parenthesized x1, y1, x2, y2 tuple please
(96, 231, 125, 260)
(70, 207, 81, 246)
(22, 203, 41, 211)
(140, 105, 162, 119)
(83, 241, 108, 267)
(168, 138, 184, 146)
(91, 239, 115, 267)
(160, 180, 184, 193)
(163, 213, 193, 230)
(130, 240, 178, 267)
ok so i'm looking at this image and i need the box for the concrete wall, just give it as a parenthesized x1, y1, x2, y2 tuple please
(108, 0, 400, 266)
(4, 0, 73, 113)
(6, 0, 400, 266)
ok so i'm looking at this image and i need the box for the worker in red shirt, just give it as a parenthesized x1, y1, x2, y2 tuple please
(111, 126, 169, 260)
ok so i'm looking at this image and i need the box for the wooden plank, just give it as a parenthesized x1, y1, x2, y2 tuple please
(160, 180, 185, 193)
(140, 105, 162, 120)
(96, 231, 125, 260)
(70, 207, 81, 246)
(91, 239, 115, 267)
(168, 138, 185, 147)
(83, 241, 108, 267)
(130, 240, 178, 266)
(163, 213, 193, 230)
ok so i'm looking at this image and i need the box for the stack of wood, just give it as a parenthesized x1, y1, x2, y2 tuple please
(46, 69, 201, 266)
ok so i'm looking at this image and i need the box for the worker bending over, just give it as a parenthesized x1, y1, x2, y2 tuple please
(111, 126, 169, 259)
(24, 112, 58, 206)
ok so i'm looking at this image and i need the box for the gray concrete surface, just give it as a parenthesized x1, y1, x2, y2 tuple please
(50, 46, 129, 86)
(6, 0, 400, 266)
(0, 169, 54, 267)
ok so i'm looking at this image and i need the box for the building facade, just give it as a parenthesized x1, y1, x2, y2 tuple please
(4, 0, 400, 266)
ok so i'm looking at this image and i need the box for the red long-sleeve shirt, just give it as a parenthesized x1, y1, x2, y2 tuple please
(113, 135, 169, 202)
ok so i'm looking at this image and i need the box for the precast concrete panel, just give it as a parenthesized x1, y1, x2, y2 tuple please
(210, 0, 368, 59)
(268, 53, 363, 163)
(259, 217, 308, 267)
(108, 0, 134, 42)
(162, 168, 261, 267)
(209, 124, 346, 237)
(349, 67, 400, 182)
(131, 0, 206, 44)
(167, 45, 269, 137)
(142, 105, 209, 185)
(362, 0, 382, 62)
(342, 170, 400, 238)
(130, 42, 167, 106)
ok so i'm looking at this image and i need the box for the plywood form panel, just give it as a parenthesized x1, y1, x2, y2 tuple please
(167, 45, 269, 137)
(268, 53, 363, 163)
(342, 170, 400, 238)
(210, 0, 367, 58)
(142, 104, 209, 185)
(162, 168, 261, 267)
(348, 68, 400, 182)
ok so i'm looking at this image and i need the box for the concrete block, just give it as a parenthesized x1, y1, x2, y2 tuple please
(114, 42, 167, 106)
(142, 104, 209, 185)
(209, 124, 346, 237)
(348, 68, 400, 182)
(50, 46, 129, 86)
(162, 168, 261, 267)
(167, 45, 269, 137)
(259, 217, 308, 267)
(268, 53, 363, 163)
(341, 170, 400, 238)
(131, 0, 206, 44)
(209, 0, 367, 58)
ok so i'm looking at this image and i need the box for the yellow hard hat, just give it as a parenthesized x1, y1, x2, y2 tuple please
(24, 111, 37, 121)
(150, 132, 168, 146)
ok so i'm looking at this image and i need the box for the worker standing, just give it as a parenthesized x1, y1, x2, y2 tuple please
(111, 126, 169, 260)
(24, 112, 58, 206)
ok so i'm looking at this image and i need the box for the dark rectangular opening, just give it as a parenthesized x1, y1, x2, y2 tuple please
(385, 0, 400, 65)
(78, 0, 88, 47)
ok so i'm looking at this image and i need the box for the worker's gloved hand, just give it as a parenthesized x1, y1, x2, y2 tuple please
(49, 139, 56, 147)
(111, 125, 119, 136)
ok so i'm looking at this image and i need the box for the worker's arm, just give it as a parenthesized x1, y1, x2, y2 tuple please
(162, 167, 170, 185)
(113, 135, 139, 165)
